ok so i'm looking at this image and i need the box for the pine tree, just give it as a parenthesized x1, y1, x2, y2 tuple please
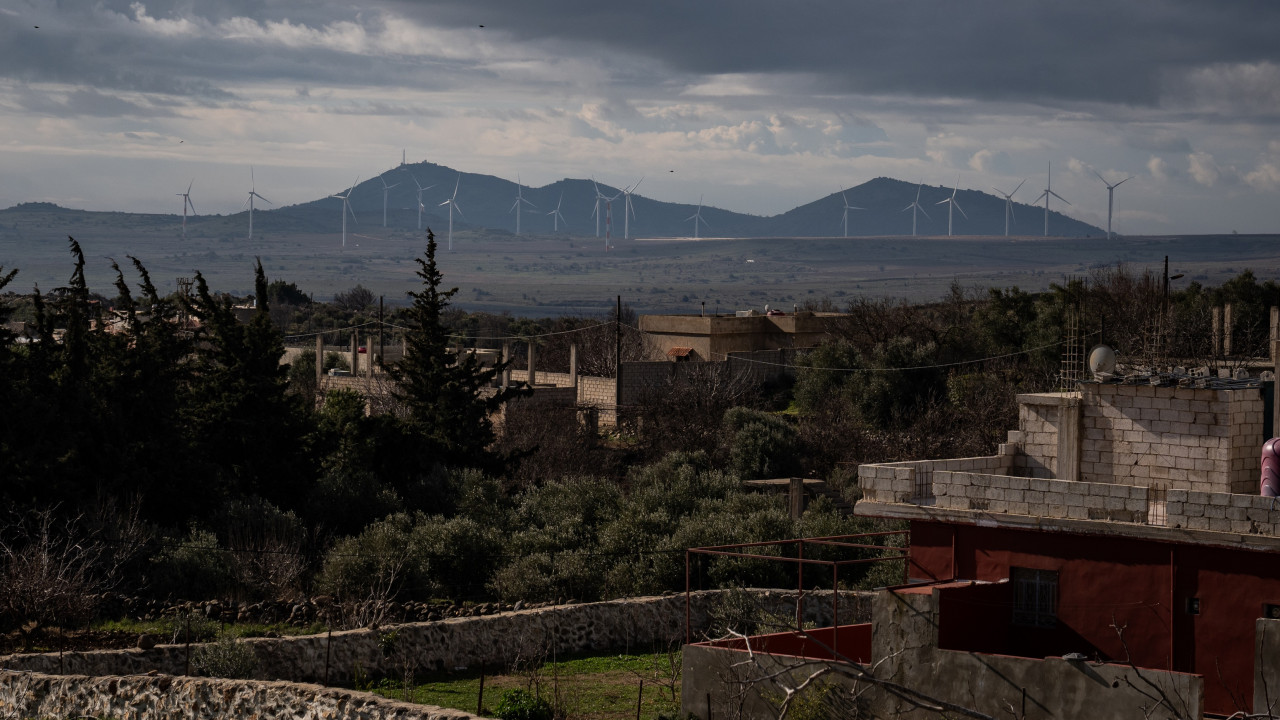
(390, 230, 526, 465)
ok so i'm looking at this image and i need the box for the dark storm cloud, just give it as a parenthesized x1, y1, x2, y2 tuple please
(390, 0, 1280, 108)
(6, 0, 1275, 116)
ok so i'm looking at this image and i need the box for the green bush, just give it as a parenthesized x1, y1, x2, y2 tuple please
(494, 689, 554, 720)
(722, 407, 800, 480)
(317, 514, 428, 600)
(148, 527, 234, 600)
(192, 633, 258, 678)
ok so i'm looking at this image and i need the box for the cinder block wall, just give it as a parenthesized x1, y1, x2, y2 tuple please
(1080, 384, 1263, 493)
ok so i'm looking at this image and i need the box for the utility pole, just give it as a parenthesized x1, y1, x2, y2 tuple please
(378, 296, 384, 369)
(615, 295, 622, 422)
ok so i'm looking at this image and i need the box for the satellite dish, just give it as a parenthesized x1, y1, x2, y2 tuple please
(1088, 345, 1116, 377)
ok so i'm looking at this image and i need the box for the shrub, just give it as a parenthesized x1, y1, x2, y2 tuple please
(494, 689, 554, 720)
(192, 633, 258, 678)
(148, 527, 234, 600)
(722, 407, 800, 480)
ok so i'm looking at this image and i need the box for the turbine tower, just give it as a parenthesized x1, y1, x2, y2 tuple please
(330, 176, 359, 248)
(589, 178, 609, 238)
(993, 179, 1026, 237)
(602, 188, 622, 251)
(1032, 162, 1070, 237)
(1093, 170, 1132, 240)
(176, 180, 196, 239)
(410, 174, 436, 231)
(378, 174, 400, 227)
(547, 192, 567, 231)
(243, 167, 272, 240)
(622, 177, 643, 240)
(686, 195, 710, 239)
(509, 175, 536, 236)
(935, 176, 967, 237)
(438, 175, 464, 251)
(839, 187, 863, 238)
(901, 182, 930, 237)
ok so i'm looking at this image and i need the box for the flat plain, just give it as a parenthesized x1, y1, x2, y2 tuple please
(1, 205, 1275, 315)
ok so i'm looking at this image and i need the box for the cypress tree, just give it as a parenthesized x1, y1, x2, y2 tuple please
(389, 230, 526, 466)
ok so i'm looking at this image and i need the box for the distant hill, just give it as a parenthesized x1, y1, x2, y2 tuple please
(280, 165, 1102, 239)
(2, 165, 1101, 240)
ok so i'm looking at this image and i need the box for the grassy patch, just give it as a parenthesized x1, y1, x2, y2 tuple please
(92, 616, 326, 642)
(371, 651, 683, 720)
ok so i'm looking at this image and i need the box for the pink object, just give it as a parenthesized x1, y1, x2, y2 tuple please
(1263, 438, 1280, 496)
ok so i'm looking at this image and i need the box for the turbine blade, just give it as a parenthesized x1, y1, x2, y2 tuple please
(187, 180, 194, 193)
(1115, 176, 1132, 187)
(1049, 190, 1070, 205)
(936, 198, 949, 206)
(918, 205, 930, 220)
(954, 201, 967, 219)
(188, 200, 197, 214)
(1093, 169, 1107, 184)
(1013, 178, 1026, 194)
(453, 202, 465, 219)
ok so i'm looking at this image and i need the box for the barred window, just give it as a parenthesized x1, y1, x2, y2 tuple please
(1012, 567, 1058, 628)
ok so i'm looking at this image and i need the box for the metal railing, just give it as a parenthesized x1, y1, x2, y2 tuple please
(684, 530, 909, 657)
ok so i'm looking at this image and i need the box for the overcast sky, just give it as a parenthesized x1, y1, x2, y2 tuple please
(1, 1, 1278, 235)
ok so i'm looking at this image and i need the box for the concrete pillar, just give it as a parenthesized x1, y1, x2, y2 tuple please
(502, 341, 511, 388)
(315, 335, 323, 389)
(1271, 307, 1279, 361)
(789, 478, 806, 519)
(527, 341, 537, 386)
(569, 343, 578, 390)
(1057, 395, 1082, 482)
(1224, 303, 1234, 356)
(1212, 307, 1222, 357)
(350, 334, 359, 377)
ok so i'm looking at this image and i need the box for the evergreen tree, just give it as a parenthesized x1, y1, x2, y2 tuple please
(183, 259, 314, 513)
(389, 230, 526, 466)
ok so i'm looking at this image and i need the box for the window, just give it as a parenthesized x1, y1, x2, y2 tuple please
(1012, 567, 1058, 628)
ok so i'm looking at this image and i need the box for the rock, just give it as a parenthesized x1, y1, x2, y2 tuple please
(513, 600, 524, 612)
(137, 634, 157, 650)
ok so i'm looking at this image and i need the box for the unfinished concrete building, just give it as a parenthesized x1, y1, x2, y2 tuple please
(684, 371, 1280, 718)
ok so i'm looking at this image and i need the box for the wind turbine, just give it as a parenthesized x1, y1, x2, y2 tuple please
(901, 182, 930, 237)
(243, 167, 271, 240)
(330, 176, 359, 248)
(438, 175, 464, 251)
(547, 192, 567, 231)
(378, 174, 400, 227)
(839, 187, 863, 238)
(935, 176, 967, 237)
(589, 178, 609, 238)
(176, 180, 196, 239)
(1093, 170, 1132, 240)
(686, 195, 710, 239)
(509, 175, 537, 236)
(410, 174, 436, 231)
(622, 176, 644, 240)
(1032, 162, 1070, 237)
(992, 179, 1026, 237)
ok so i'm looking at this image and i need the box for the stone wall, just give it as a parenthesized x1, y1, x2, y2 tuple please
(1079, 383, 1264, 493)
(0, 672, 482, 720)
(0, 591, 873, 684)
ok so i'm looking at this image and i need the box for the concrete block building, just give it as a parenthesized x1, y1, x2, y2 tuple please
(683, 373, 1280, 718)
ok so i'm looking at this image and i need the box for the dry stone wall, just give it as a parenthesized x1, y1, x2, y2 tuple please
(0, 671, 481, 720)
(0, 591, 872, 684)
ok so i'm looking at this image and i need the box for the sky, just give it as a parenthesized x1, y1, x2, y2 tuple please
(1, 1, 1278, 235)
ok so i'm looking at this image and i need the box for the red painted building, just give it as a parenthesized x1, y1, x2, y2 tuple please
(858, 377, 1280, 716)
